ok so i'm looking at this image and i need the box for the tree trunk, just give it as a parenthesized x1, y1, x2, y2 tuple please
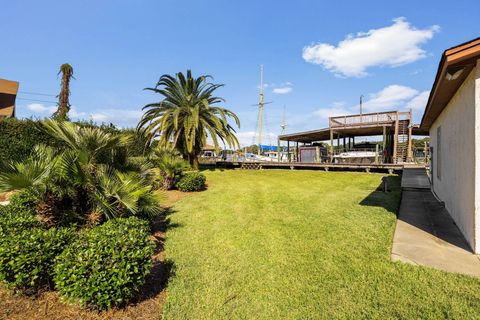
(189, 154, 199, 170)
(162, 176, 175, 190)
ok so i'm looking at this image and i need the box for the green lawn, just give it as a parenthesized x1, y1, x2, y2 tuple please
(162, 170, 480, 319)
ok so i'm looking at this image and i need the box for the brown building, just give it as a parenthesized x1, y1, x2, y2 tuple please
(0, 79, 19, 119)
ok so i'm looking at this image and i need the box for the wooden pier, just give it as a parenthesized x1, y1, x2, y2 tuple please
(214, 161, 406, 174)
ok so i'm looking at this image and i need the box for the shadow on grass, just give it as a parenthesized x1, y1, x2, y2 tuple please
(359, 175, 401, 215)
(200, 167, 224, 172)
(360, 174, 472, 251)
(133, 207, 179, 304)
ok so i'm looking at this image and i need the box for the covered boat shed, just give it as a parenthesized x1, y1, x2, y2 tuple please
(278, 110, 426, 164)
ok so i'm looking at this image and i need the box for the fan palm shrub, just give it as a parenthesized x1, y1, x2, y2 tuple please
(148, 147, 189, 190)
(0, 120, 161, 225)
(137, 70, 240, 169)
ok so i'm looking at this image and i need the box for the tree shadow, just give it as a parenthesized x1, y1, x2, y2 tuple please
(359, 175, 401, 215)
(398, 189, 472, 251)
(360, 175, 472, 252)
(132, 207, 180, 304)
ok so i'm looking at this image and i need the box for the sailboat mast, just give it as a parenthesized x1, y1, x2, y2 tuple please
(258, 65, 264, 155)
(281, 105, 286, 135)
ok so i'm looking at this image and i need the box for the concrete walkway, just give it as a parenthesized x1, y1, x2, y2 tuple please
(391, 168, 480, 277)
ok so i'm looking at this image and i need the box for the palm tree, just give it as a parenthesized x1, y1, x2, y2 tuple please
(53, 63, 74, 121)
(137, 70, 240, 169)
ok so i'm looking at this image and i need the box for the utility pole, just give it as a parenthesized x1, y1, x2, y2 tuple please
(258, 65, 264, 155)
(278, 106, 287, 162)
(281, 105, 287, 135)
(360, 94, 364, 122)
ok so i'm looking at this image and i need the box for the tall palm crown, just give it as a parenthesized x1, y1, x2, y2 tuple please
(137, 70, 240, 169)
(53, 63, 74, 121)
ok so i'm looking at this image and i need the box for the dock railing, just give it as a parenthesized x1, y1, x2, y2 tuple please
(329, 111, 411, 128)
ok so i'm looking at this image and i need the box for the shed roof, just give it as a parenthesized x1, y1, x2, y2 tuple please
(278, 125, 426, 143)
(0, 79, 19, 118)
(420, 37, 480, 130)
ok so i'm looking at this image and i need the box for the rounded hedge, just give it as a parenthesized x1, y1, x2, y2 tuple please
(54, 217, 154, 310)
(176, 172, 206, 192)
(0, 191, 40, 236)
(0, 226, 75, 294)
(5, 189, 38, 214)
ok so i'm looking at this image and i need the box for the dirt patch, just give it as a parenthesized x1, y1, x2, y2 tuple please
(0, 191, 15, 202)
(0, 285, 166, 320)
(0, 207, 184, 319)
(157, 189, 196, 207)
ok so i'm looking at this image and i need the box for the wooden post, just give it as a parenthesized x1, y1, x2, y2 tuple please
(330, 129, 334, 163)
(296, 141, 299, 162)
(382, 126, 386, 149)
(315, 146, 320, 163)
(287, 140, 291, 162)
(407, 109, 413, 162)
(382, 126, 386, 163)
(393, 112, 399, 164)
(343, 136, 346, 152)
(375, 144, 379, 164)
(424, 141, 428, 164)
(277, 139, 281, 162)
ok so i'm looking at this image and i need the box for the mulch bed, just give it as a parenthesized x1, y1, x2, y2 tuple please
(0, 190, 191, 320)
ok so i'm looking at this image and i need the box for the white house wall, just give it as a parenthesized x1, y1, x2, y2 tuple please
(430, 65, 478, 252)
(475, 60, 480, 252)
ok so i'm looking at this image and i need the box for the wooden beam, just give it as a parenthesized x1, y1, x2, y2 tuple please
(287, 140, 290, 162)
(330, 129, 333, 163)
(393, 112, 399, 164)
(407, 110, 413, 162)
(296, 141, 299, 162)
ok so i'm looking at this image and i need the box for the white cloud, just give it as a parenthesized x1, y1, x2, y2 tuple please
(69, 107, 87, 118)
(312, 85, 429, 124)
(405, 90, 430, 110)
(86, 109, 143, 128)
(26, 103, 88, 119)
(313, 101, 351, 120)
(27, 103, 57, 114)
(273, 87, 293, 94)
(23, 103, 141, 128)
(362, 85, 419, 112)
(235, 131, 278, 147)
(271, 82, 294, 94)
(302, 17, 439, 77)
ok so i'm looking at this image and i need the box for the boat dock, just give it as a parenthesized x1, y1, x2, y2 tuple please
(213, 161, 408, 173)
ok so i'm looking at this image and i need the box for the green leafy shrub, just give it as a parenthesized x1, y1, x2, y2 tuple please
(0, 227, 75, 294)
(6, 189, 38, 214)
(0, 190, 40, 235)
(0, 118, 60, 162)
(176, 172, 206, 192)
(0, 207, 40, 235)
(54, 217, 154, 310)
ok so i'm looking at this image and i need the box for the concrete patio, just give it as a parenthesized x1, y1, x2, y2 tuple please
(392, 168, 480, 277)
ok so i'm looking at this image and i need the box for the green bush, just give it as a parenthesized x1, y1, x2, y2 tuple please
(54, 217, 154, 310)
(0, 227, 75, 294)
(0, 118, 59, 162)
(0, 118, 149, 163)
(0, 190, 40, 235)
(6, 189, 38, 214)
(0, 207, 40, 235)
(176, 171, 206, 192)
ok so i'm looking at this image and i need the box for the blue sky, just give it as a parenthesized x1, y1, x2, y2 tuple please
(1, 0, 479, 146)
